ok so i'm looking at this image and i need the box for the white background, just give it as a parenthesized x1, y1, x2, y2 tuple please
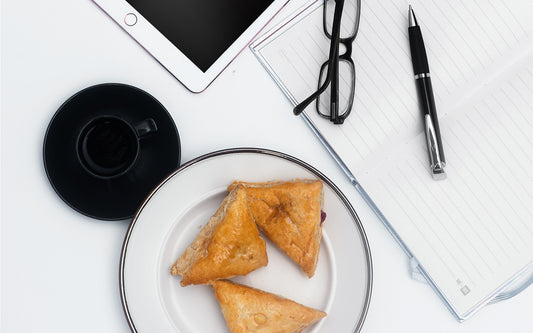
(2, 0, 533, 332)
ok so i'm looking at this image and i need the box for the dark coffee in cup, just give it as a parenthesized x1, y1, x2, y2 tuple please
(77, 116, 157, 178)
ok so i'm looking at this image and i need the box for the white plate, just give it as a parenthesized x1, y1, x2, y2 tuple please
(120, 148, 372, 332)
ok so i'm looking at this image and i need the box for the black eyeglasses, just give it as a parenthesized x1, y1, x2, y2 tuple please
(293, 0, 361, 125)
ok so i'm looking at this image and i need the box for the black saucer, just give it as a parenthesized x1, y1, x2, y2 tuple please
(43, 83, 181, 221)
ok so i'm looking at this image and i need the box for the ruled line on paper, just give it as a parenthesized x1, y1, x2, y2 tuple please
(485, 96, 533, 169)
(419, 1, 474, 82)
(432, 170, 497, 277)
(451, 119, 527, 252)
(397, 161, 481, 284)
(407, 156, 491, 280)
(445, 123, 524, 258)
(378, 175, 460, 280)
(468, 105, 533, 224)
(426, 1, 483, 75)
(475, 85, 533, 237)
(442, 171, 511, 267)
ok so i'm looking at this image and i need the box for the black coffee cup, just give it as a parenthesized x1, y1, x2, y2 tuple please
(77, 116, 158, 179)
(44, 83, 181, 220)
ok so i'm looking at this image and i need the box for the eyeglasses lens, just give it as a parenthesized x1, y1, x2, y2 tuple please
(316, 58, 355, 119)
(324, 0, 359, 39)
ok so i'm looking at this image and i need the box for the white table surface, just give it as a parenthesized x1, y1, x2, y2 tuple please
(2, 0, 533, 332)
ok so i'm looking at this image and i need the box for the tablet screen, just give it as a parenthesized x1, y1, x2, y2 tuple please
(126, 0, 274, 72)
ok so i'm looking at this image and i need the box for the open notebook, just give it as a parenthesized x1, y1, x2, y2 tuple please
(251, 0, 533, 321)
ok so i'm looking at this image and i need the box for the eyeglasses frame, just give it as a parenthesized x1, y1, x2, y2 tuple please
(293, 0, 361, 125)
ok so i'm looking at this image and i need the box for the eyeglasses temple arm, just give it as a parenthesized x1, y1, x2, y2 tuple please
(330, 43, 340, 122)
(330, 0, 345, 123)
(293, 0, 345, 116)
(293, 79, 331, 115)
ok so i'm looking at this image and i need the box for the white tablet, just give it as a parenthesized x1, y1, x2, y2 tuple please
(92, 0, 289, 92)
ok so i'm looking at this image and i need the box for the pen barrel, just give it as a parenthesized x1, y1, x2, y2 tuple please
(416, 77, 445, 164)
(408, 26, 430, 75)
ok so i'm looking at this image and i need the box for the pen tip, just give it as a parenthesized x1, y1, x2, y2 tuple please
(408, 5, 418, 27)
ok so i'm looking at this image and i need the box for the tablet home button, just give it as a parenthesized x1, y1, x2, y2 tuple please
(124, 13, 137, 26)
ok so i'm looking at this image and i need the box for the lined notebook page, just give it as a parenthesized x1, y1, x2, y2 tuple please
(255, 0, 532, 173)
(252, 0, 533, 319)
(360, 56, 533, 317)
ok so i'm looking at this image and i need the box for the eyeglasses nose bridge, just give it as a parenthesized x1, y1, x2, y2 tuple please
(339, 39, 353, 58)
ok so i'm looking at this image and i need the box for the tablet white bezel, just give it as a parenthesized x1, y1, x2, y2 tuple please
(92, 0, 290, 92)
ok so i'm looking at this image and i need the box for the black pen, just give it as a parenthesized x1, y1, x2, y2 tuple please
(408, 5, 446, 180)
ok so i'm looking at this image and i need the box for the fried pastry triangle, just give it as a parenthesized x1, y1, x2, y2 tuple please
(228, 180, 324, 277)
(212, 280, 326, 333)
(171, 185, 268, 286)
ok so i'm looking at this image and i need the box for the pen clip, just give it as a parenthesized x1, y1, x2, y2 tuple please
(424, 114, 446, 179)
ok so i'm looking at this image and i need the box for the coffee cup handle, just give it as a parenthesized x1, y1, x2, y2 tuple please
(134, 118, 158, 138)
